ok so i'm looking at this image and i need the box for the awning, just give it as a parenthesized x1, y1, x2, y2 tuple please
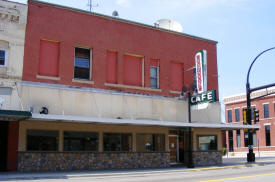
(30, 113, 260, 130)
(0, 110, 32, 121)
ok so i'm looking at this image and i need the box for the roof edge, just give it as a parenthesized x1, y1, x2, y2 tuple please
(28, 0, 218, 44)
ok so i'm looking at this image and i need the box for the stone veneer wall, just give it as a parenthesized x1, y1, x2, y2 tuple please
(192, 151, 222, 166)
(18, 152, 170, 172)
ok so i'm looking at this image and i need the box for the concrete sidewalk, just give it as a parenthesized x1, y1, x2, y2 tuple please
(1, 159, 273, 181)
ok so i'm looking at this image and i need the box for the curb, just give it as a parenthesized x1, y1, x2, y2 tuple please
(0, 163, 263, 181)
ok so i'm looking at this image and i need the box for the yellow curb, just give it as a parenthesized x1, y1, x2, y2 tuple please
(199, 172, 275, 182)
(186, 164, 259, 172)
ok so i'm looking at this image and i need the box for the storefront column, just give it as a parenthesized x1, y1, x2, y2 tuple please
(7, 121, 19, 171)
(58, 130, 63, 152)
(132, 132, 136, 152)
(99, 132, 103, 152)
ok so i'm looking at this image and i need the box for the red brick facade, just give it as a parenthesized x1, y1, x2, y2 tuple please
(23, 1, 219, 98)
(224, 93, 275, 153)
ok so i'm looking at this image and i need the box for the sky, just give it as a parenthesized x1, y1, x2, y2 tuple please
(12, 0, 275, 101)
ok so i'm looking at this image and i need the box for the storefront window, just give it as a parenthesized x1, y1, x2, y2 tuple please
(136, 134, 165, 152)
(63, 131, 98, 151)
(198, 135, 217, 151)
(27, 130, 58, 151)
(103, 133, 132, 151)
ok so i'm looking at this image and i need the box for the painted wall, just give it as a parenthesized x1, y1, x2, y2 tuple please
(21, 83, 221, 124)
(23, 1, 219, 98)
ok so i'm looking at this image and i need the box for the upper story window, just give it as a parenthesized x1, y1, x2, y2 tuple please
(150, 59, 159, 89)
(227, 110, 232, 123)
(74, 47, 91, 80)
(264, 104, 269, 118)
(123, 54, 143, 87)
(169, 62, 183, 92)
(150, 67, 158, 88)
(106, 51, 117, 84)
(235, 108, 240, 122)
(38, 40, 60, 77)
(0, 50, 6, 66)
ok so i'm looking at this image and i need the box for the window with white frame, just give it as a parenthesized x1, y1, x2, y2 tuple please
(0, 50, 6, 66)
(150, 66, 159, 89)
(227, 110, 232, 123)
(264, 104, 269, 118)
(235, 108, 240, 122)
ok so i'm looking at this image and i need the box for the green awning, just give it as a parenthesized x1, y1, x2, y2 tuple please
(0, 110, 32, 121)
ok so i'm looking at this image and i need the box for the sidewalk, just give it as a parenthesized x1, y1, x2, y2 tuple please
(1, 160, 272, 181)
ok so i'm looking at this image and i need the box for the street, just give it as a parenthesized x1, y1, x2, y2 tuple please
(2, 157, 275, 182)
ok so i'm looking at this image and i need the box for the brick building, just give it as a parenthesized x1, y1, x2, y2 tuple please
(223, 88, 275, 156)
(0, 0, 259, 172)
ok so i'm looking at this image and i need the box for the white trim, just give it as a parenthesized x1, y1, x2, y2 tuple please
(72, 79, 94, 85)
(30, 113, 260, 130)
(169, 90, 181, 94)
(264, 123, 271, 126)
(37, 75, 60, 81)
(262, 102, 270, 105)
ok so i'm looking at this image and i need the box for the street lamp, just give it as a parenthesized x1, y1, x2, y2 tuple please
(246, 46, 275, 162)
(182, 85, 196, 168)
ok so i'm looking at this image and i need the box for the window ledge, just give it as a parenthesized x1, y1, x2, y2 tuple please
(104, 83, 162, 92)
(37, 75, 60, 81)
(169, 90, 181, 94)
(72, 79, 94, 85)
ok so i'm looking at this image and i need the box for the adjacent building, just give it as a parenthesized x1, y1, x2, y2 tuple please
(0, 0, 29, 172)
(223, 88, 275, 156)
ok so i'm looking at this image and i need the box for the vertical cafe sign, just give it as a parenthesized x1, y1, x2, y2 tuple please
(195, 50, 207, 93)
(191, 50, 216, 105)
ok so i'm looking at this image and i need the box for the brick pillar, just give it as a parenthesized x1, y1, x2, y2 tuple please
(7, 121, 19, 171)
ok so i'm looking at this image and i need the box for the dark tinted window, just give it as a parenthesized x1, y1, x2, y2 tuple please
(63, 131, 98, 151)
(228, 110, 232, 123)
(27, 130, 58, 151)
(103, 133, 132, 151)
(0, 50, 5, 65)
(264, 104, 269, 118)
(74, 48, 90, 80)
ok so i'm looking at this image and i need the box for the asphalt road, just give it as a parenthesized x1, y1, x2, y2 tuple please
(2, 157, 275, 182)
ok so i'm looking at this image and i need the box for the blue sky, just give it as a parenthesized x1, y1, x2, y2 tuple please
(13, 0, 275, 100)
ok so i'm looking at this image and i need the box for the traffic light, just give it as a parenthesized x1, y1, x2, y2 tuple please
(243, 108, 252, 125)
(254, 109, 260, 123)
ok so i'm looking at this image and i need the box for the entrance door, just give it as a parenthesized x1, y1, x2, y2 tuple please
(169, 136, 178, 163)
(0, 121, 8, 171)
